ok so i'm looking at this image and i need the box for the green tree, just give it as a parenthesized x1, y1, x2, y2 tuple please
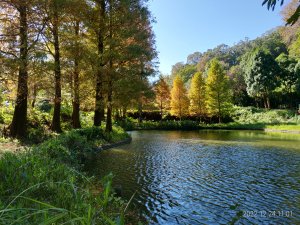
(0, 0, 44, 138)
(288, 32, 300, 59)
(92, 0, 106, 127)
(169, 63, 197, 86)
(206, 59, 232, 123)
(177, 64, 197, 83)
(228, 65, 253, 106)
(170, 75, 189, 120)
(64, 0, 89, 129)
(252, 30, 287, 59)
(242, 48, 281, 109)
(276, 53, 300, 107)
(189, 72, 206, 120)
(6, 1, 29, 138)
(42, 0, 72, 133)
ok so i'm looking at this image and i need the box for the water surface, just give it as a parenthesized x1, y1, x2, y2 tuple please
(87, 130, 300, 224)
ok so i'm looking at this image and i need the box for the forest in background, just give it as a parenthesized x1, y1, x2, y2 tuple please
(0, 0, 300, 141)
(151, 0, 300, 123)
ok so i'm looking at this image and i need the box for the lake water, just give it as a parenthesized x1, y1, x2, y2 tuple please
(87, 130, 300, 224)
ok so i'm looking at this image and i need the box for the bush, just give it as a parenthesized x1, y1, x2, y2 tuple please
(0, 151, 125, 224)
(127, 111, 162, 121)
(38, 132, 93, 167)
(0, 126, 131, 225)
(24, 109, 53, 144)
(116, 119, 200, 131)
(28, 109, 51, 127)
(231, 106, 298, 124)
(0, 105, 14, 125)
(0, 113, 4, 124)
(108, 125, 131, 142)
(75, 126, 105, 141)
(37, 126, 129, 167)
(115, 118, 135, 131)
(36, 99, 52, 113)
(61, 104, 73, 122)
(80, 111, 94, 128)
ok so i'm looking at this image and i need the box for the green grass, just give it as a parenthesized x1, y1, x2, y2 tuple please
(117, 119, 268, 131)
(0, 126, 132, 225)
(202, 122, 266, 130)
(265, 124, 300, 131)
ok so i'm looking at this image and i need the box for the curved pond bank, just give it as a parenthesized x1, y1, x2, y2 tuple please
(86, 130, 300, 224)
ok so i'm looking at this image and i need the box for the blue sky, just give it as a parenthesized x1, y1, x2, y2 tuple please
(148, 0, 289, 75)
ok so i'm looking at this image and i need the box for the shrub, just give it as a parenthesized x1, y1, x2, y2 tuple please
(127, 111, 162, 121)
(60, 104, 73, 123)
(75, 126, 105, 141)
(37, 129, 98, 167)
(0, 113, 4, 124)
(80, 111, 94, 128)
(231, 106, 298, 124)
(24, 109, 53, 144)
(0, 126, 131, 224)
(115, 118, 135, 131)
(0, 151, 125, 225)
(0, 105, 14, 125)
(116, 119, 201, 131)
(36, 99, 52, 113)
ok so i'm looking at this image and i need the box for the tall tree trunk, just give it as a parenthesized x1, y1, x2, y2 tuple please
(263, 93, 268, 109)
(218, 94, 221, 123)
(94, 0, 106, 126)
(106, 66, 113, 132)
(122, 106, 127, 118)
(179, 101, 182, 121)
(106, 0, 113, 132)
(160, 100, 163, 121)
(138, 100, 143, 123)
(72, 21, 81, 129)
(266, 96, 271, 109)
(10, 3, 28, 138)
(51, 8, 62, 133)
(31, 84, 37, 108)
(255, 97, 259, 108)
(138, 68, 143, 123)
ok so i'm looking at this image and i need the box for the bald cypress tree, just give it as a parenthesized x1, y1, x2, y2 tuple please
(170, 75, 189, 120)
(189, 72, 206, 121)
(206, 59, 232, 123)
(9, 1, 29, 138)
(154, 76, 170, 120)
(0, 0, 43, 138)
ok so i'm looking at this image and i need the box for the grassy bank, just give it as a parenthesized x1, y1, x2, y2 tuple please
(116, 120, 267, 131)
(0, 126, 133, 225)
(265, 124, 300, 132)
(117, 107, 300, 133)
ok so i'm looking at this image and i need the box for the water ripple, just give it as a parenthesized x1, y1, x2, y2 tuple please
(87, 130, 300, 224)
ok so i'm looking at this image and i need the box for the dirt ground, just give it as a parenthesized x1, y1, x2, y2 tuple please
(0, 141, 25, 155)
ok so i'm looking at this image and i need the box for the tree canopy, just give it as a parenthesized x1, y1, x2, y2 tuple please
(263, 0, 300, 25)
(0, 0, 157, 137)
(189, 72, 206, 119)
(206, 59, 232, 123)
(170, 75, 189, 120)
(242, 48, 281, 108)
